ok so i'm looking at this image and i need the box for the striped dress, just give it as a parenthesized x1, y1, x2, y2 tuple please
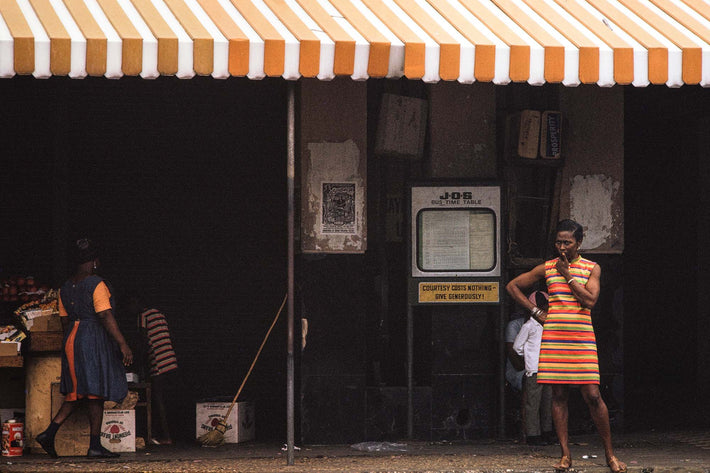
(140, 309, 179, 377)
(538, 256, 600, 385)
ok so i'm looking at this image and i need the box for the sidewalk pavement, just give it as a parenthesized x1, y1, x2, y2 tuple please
(2, 429, 709, 473)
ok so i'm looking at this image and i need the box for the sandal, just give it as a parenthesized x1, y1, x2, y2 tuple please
(553, 455, 572, 471)
(607, 455, 627, 473)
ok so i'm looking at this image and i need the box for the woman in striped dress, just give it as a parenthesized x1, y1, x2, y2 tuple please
(506, 220, 626, 473)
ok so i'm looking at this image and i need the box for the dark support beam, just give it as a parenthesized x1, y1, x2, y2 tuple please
(286, 81, 296, 466)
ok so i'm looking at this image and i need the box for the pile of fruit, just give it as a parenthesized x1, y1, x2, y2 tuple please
(1, 276, 51, 303)
(13, 289, 59, 317)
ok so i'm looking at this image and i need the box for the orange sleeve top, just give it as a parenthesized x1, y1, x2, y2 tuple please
(58, 281, 112, 316)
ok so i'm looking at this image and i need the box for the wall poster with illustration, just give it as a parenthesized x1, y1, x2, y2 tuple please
(322, 182, 356, 234)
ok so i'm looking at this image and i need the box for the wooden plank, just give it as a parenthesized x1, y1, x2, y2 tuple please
(0, 356, 24, 368)
(29, 331, 64, 353)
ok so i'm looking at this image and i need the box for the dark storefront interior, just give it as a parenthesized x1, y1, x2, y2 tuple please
(1, 77, 708, 443)
(1, 77, 290, 440)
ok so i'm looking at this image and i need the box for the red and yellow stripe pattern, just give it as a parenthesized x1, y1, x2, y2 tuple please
(1, 0, 710, 86)
(140, 309, 179, 377)
(538, 256, 600, 385)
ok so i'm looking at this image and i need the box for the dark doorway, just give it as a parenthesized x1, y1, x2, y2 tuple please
(624, 86, 703, 430)
(1, 76, 289, 441)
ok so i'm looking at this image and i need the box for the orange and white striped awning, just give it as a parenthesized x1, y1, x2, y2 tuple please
(2, 0, 710, 86)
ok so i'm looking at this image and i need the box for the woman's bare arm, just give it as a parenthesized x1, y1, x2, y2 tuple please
(97, 309, 133, 366)
(506, 263, 547, 320)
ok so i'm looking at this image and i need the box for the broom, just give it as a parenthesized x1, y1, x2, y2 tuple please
(198, 293, 287, 446)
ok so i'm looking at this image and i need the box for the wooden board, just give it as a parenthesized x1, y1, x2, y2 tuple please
(29, 331, 64, 353)
(0, 356, 23, 368)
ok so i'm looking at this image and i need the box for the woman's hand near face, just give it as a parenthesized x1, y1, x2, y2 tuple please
(556, 252, 571, 279)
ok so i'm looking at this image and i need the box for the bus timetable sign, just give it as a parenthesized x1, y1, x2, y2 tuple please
(409, 184, 501, 305)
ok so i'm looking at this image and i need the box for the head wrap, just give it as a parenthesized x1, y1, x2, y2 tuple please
(75, 238, 99, 264)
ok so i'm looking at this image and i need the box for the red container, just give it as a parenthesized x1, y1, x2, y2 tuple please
(1, 420, 24, 456)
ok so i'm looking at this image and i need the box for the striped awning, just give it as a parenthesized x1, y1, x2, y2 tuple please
(2, 0, 710, 86)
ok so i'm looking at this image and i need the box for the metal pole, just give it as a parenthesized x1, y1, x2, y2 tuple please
(286, 80, 296, 466)
(407, 304, 413, 439)
(498, 303, 506, 439)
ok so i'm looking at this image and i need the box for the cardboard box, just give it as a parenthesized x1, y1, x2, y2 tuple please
(505, 110, 541, 159)
(0, 341, 21, 356)
(25, 315, 62, 332)
(50, 384, 136, 455)
(196, 402, 255, 443)
(101, 410, 136, 452)
(125, 372, 139, 383)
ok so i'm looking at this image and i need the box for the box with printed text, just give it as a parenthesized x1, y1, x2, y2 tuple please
(195, 402, 255, 443)
(100, 410, 136, 452)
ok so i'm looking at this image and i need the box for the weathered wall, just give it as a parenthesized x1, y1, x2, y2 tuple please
(300, 78, 367, 253)
(298, 79, 370, 443)
(559, 86, 624, 253)
(428, 82, 497, 179)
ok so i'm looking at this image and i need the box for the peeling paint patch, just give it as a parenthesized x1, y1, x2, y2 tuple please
(570, 174, 620, 250)
(302, 140, 366, 253)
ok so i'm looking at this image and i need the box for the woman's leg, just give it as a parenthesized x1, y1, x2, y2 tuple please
(580, 385, 626, 471)
(52, 400, 77, 425)
(551, 384, 572, 469)
(88, 399, 104, 436)
(541, 384, 554, 441)
(36, 400, 78, 458)
(87, 399, 119, 457)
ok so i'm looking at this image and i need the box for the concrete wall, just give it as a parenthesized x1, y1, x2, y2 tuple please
(559, 86, 624, 253)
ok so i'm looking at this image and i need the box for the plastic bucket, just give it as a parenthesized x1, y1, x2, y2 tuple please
(1, 420, 24, 456)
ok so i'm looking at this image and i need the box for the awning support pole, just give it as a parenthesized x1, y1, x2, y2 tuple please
(407, 304, 413, 438)
(286, 80, 296, 466)
(498, 303, 506, 439)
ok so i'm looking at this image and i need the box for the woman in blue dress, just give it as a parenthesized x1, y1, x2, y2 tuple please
(36, 239, 133, 458)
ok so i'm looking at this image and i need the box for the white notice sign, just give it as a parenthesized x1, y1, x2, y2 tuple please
(420, 211, 470, 270)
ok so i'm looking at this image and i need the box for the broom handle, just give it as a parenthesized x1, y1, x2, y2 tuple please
(222, 293, 287, 421)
